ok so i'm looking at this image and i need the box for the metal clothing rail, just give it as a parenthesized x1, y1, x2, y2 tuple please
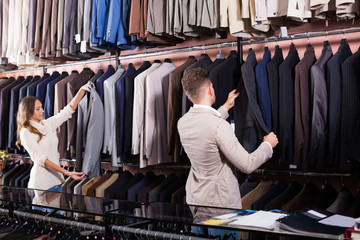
(2, 41, 237, 75)
(253, 168, 351, 178)
(0, 208, 209, 240)
(240, 26, 360, 46)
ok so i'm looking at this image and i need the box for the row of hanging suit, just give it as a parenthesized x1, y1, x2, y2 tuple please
(238, 38, 360, 172)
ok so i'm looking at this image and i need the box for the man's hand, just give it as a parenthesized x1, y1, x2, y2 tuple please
(223, 89, 240, 110)
(263, 132, 278, 148)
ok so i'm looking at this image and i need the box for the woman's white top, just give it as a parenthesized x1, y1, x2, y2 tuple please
(20, 105, 75, 190)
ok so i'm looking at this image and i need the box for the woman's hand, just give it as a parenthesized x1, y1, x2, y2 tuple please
(223, 89, 240, 110)
(69, 82, 95, 111)
(68, 171, 85, 181)
(80, 82, 95, 93)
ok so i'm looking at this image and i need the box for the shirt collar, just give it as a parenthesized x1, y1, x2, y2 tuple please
(193, 104, 221, 117)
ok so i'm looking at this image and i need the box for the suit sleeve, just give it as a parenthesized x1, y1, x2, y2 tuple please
(216, 121, 272, 174)
(20, 129, 47, 167)
(44, 104, 75, 132)
(217, 106, 229, 120)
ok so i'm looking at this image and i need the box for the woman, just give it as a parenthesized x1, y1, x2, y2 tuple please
(16, 82, 93, 192)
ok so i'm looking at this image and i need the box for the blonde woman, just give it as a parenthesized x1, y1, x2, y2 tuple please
(16, 82, 94, 192)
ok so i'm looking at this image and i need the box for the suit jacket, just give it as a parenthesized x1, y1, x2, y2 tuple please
(327, 187, 354, 214)
(265, 181, 302, 210)
(178, 106, 272, 208)
(63, 0, 78, 54)
(205, 58, 225, 73)
(255, 48, 272, 131)
(115, 173, 143, 200)
(95, 173, 119, 198)
(50, 0, 58, 55)
(148, 174, 178, 202)
(339, 47, 360, 169)
(327, 39, 352, 166)
(266, 45, 283, 135)
(235, 49, 269, 153)
(167, 56, 196, 162)
(116, 64, 136, 158)
(293, 45, 316, 170)
(241, 180, 273, 209)
(103, 66, 125, 166)
(8, 76, 32, 150)
(123, 61, 151, 158)
(0, 77, 19, 149)
(159, 177, 186, 202)
(39, 0, 52, 58)
(144, 62, 176, 166)
(239, 179, 258, 197)
(81, 176, 101, 195)
(281, 182, 319, 213)
(15, 164, 32, 187)
(209, 50, 239, 121)
(54, 71, 79, 159)
(86, 173, 111, 197)
(0, 0, 2, 56)
(56, 0, 65, 57)
(181, 54, 212, 115)
(310, 44, 332, 169)
(66, 68, 94, 157)
(137, 174, 165, 203)
(127, 172, 157, 202)
(44, 72, 68, 119)
(9, 164, 29, 186)
(36, 71, 60, 104)
(252, 179, 287, 210)
(309, 183, 338, 210)
(19, 75, 40, 103)
(105, 170, 133, 199)
(95, 65, 115, 102)
(34, 0, 44, 55)
(27, 0, 36, 52)
(174, 0, 200, 38)
(346, 191, 360, 218)
(27, 73, 49, 97)
(1, 0, 8, 58)
(76, 89, 104, 177)
(278, 43, 300, 164)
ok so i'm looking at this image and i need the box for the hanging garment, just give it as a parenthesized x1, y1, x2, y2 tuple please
(309, 183, 338, 210)
(278, 43, 300, 164)
(267, 45, 283, 136)
(281, 182, 319, 213)
(309, 43, 332, 169)
(44, 72, 69, 119)
(265, 181, 302, 211)
(27, 73, 49, 97)
(252, 179, 287, 210)
(76, 89, 104, 178)
(255, 47, 272, 131)
(327, 39, 352, 166)
(234, 49, 269, 153)
(36, 71, 60, 105)
(327, 187, 354, 214)
(241, 180, 273, 209)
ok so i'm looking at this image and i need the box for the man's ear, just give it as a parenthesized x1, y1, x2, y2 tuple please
(208, 85, 213, 96)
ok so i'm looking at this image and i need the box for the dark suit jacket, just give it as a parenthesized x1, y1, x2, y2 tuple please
(327, 187, 354, 214)
(15, 164, 32, 187)
(252, 179, 287, 210)
(346, 192, 360, 217)
(27, 74, 50, 97)
(123, 61, 151, 158)
(34, 0, 44, 55)
(9, 164, 29, 186)
(159, 177, 186, 202)
(0, 77, 19, 149)
(21, 171, 31, 188)
(239, 180, 258, 197)
(95, 65, 115, 103)
(234, 49, 269, 153)
(265, 181, 302, 211)
(209, 50, 239, 121)
(148, 174, 178, 202)
(310, 44, 332, 169)
(127, 172, 157, 202)
(116, 64, 136, 158)
(19, 75, 40, 102)
(7, 76, 32, 150)
(167, 56, 196, 162)
(27, 0, 37, 51)
(281, 182, 319, 213)
(255, 48, 272, 131)
(105, 170, 133, 199)
(293, 46, 316, 170)
(115, 173, 144, 200)
(205, 58, 224, 73)
(340, 47, 360, 169)
(326, 39, 352, 166)
(309, 183, 337, 210)
(278, 43, 300, 164)
(35, 71, 60, 105)
(44, 72, 69, 119)
(63, 0, 79, 54)
(4, 165, 24, 186)
(137, 175, 165, 203)
(266, 45, 283, 135)
(182, 54, 212, 115)
(66, 68, 94, 157)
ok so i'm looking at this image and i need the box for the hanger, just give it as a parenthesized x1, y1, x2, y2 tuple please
(264, 37, 269, 51)
(324, 30, 329, 47)
(216, 44, 225, 59)
(306, 32, 311, 48)
(248, 40, 252, 50)
(164, 58, 172, 63)
(154, 59, 161, 63)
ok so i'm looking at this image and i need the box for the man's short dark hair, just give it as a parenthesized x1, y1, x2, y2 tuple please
(181, 68, 210, 101)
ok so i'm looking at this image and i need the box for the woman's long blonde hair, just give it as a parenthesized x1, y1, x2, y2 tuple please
(16, 96, 45, 149)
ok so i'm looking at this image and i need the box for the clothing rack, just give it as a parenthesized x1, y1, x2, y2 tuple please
(0, 207, 208, 240)
(1, 41, 238, 75)
(253, 168, 351, 178)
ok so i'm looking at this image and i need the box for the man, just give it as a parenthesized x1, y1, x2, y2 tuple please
(178, 68, 278, 209)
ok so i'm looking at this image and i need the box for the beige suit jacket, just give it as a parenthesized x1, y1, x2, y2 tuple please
(178, 106, 272, 209)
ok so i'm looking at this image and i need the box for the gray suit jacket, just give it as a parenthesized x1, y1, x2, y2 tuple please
(56, 0, 64, 57)
(76, 90, 104, 178)
(34, 0, 43, 55)
(1, 0, 8, 57)
(310, 44, 332, 168)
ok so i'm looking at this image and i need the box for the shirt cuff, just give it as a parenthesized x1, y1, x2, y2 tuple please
(263, 141, 273, 154)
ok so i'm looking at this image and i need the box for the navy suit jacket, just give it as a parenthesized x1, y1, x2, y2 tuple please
(36, 71, 60, 105)
(255, 48, 272, 131)
(27, 73, 50, 96)
(96, 65, 115, 102)
(19, 75, 41, 103)
(127, 172, 157, 202)
(116, 64, 136, 157)
(44, 72, 69, 119)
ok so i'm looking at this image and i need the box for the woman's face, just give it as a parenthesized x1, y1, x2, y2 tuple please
(31, 100, 44, 123)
